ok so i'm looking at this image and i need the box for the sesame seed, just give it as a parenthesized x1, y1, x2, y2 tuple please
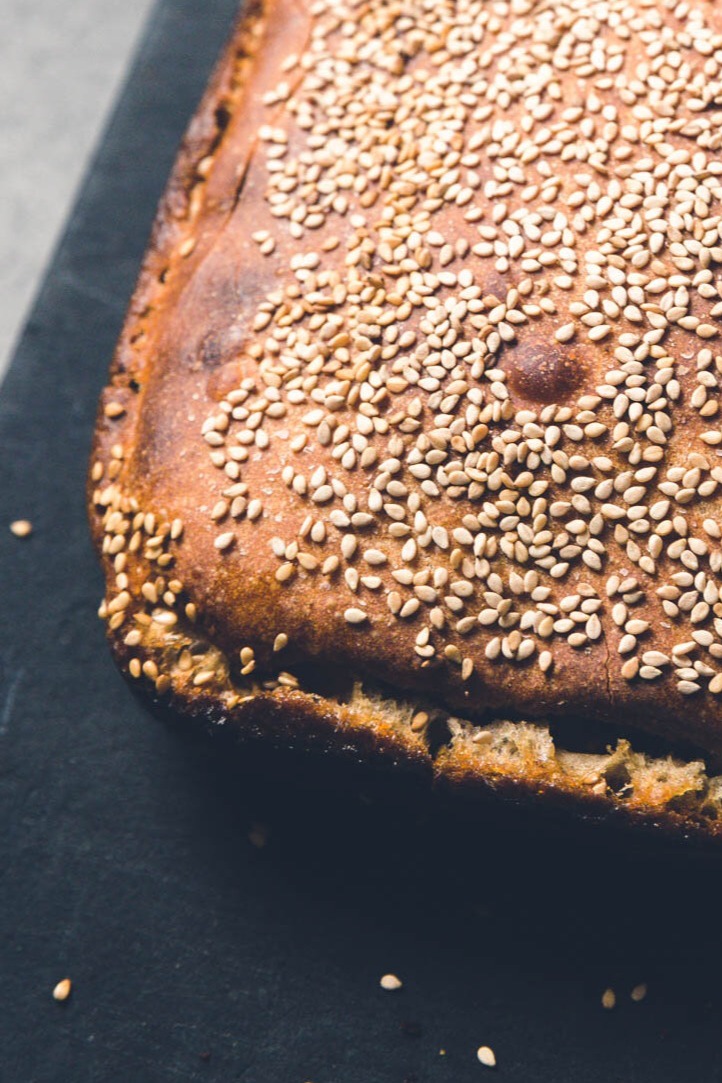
(193, 670, 215, 687)
(214, 532, 234, 551)
(539, 651, 553, 674)
(363, 549, 387, 566)
(53, 979, 72, 1002)
(554, 323, 575, 344)
(477, 1046, 496, 1068)
(10, 519, 32, 537)
(642, 652, 669, 668)
(380, 974, 402, 991)
(601, 988, 616, 1010)
(344, 608, 368, 625)
(152, 609, 177, 628)
(630, 983, 648, 1003)
(411, 711, 429, 733)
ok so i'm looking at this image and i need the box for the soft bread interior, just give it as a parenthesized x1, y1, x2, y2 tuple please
(442, 718, 721, 819)
(134, 607, 722, 830)
(354, 682, 722, 824)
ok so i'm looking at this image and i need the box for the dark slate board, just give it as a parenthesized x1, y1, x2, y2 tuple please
(3, 2, 722, 1080)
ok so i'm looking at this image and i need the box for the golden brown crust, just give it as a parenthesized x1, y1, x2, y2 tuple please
(89, 0, 722, 841)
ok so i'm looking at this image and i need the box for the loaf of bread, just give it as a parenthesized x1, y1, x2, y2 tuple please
(89, 0, 722, 839)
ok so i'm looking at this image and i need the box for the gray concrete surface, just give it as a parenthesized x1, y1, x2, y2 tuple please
(0, 0, 156, 378)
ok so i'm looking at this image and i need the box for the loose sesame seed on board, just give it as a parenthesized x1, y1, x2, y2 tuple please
(52, 979, 72, 1002)
(477, 1046, 496, 1068)
(10, 519, 32, 537)
(380, 973, 403, 991)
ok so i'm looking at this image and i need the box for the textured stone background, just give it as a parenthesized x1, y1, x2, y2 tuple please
(0, 0, 154, 377)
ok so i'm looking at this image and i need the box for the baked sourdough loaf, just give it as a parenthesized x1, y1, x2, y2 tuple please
(90, 0, 722, 839)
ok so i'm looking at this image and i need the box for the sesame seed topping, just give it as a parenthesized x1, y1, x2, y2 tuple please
(97, 0, 722, 745)
(411, 710, 429, 733)
(214, 532, 235, 551)
(554, 323, 576, 344)
(344, 608, 368, 625)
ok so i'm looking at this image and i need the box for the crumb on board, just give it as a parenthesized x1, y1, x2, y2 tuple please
(631, 983, 648, 1002)
(380, 973, 403, 991)
(52, 978, 72, 1002)
(248, 822, 270, 849)
(477, 1045, 496, 1068)
(10, 519, 32, 538)
(602, 987, 616, 1010)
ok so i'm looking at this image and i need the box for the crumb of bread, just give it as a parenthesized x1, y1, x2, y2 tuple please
(10, 519, 32, 537)
(248, 822, 270, 849)
(601, 988, 616, 1010)
(630, 983, 648, 1003)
